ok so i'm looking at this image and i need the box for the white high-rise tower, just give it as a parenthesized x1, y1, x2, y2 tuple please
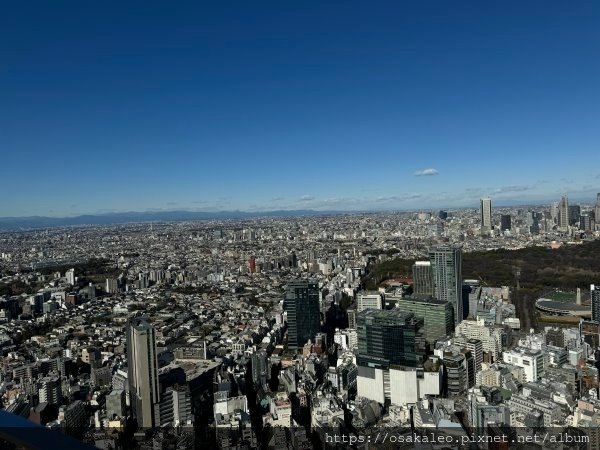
(480, 198, 492, 235)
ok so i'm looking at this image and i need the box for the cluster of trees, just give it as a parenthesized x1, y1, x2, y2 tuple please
(463, 242, 600, 292)
(0, 280, 35, 296)
(36, 258, 121, 284)
(365, 240, 600, 294)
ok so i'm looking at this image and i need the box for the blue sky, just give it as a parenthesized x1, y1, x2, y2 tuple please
(1, 1, 599, 217)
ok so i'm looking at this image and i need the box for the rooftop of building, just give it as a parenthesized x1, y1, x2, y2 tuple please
(400, 295, 449, 306)
(356, 308, 417, 322)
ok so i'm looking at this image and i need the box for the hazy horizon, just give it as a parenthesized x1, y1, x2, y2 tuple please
(0, 192, 598, 221)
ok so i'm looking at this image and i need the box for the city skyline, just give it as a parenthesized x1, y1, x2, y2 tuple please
(1, 2, 600, 216)
(0, 189, 599, 223)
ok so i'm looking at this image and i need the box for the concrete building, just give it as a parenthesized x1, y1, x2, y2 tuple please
(444, 351, 468, 397)
(126, 317, 160, 428)
(507, 394, 562, 427)
(106, 389, 126, 419)
(105, 278, 118, 294)
(558, 195, 569, 231)
(455, 318, 504, 361)
(65, 268, 76, 286)
(389, 365, 442, 406)
(480, 198, 492, 235)
(159, 385, 193, 426)
(503, 348, 544, 382)
(356, 292, 383, 312)
(38, 375, 62, 405)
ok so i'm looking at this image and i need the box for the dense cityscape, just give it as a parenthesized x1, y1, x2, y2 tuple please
(1, 194, 600, 448)
(2, 2, 599, 449)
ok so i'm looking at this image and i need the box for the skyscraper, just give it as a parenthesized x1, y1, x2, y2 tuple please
(591, 285, 600, 323)
(396, 297, 454, 343)
(500, 215, 511, 232)
(412, 261, 434, 296)
(558, 195, 569, 231)
(480, 198, 492, 235)
(568, 205, 581, 226)
(284, 279, 321, 349)
(127, 317, 160, 428)
(595, 193, 600, 231)
(356, 309, 426, 368)
(429, 245, 463, 325)
(66, 268, 76, 286)
(580, 213, 594, 232)
(550, 202, 559, 224)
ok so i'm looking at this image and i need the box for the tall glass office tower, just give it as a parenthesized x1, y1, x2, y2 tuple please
(412, 261, 434, 296)
(284, 279, 321, 349)
(356, 309, 426, 369)
(592, 285, 600, 323)
(429, 245, 463, 325)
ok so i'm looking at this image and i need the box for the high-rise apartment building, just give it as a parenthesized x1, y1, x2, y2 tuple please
(105, 278, 118, 294)
(38, 375, 62, 405)
(106, 389, 126, 419)
(284, 279, 321, 349)
(158, 385, 193, 427)
(580, 213, 594, 232)
(65, 268, 76, 286)
(127, 317, 160, 428)
(429, 245, 463, 325)
(412, 261, 434, 296)
(480, 198, 492, 234)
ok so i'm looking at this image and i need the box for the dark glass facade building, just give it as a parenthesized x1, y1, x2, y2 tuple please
(356, 309, 426, 369)
(500, 214, 511, 231)
(284, 279, 321, 349)
(592, 285, 600, 323)
(412, 261, 434, 296)
(396, 296, 454, 343)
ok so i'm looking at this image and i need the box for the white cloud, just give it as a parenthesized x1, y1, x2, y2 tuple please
(375, 194, 422, 203)
(493, 185, 531, 194)
(414, 168, 439, 176)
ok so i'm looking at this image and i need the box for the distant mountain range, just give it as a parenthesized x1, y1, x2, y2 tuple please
(0, 209, 353, 230)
